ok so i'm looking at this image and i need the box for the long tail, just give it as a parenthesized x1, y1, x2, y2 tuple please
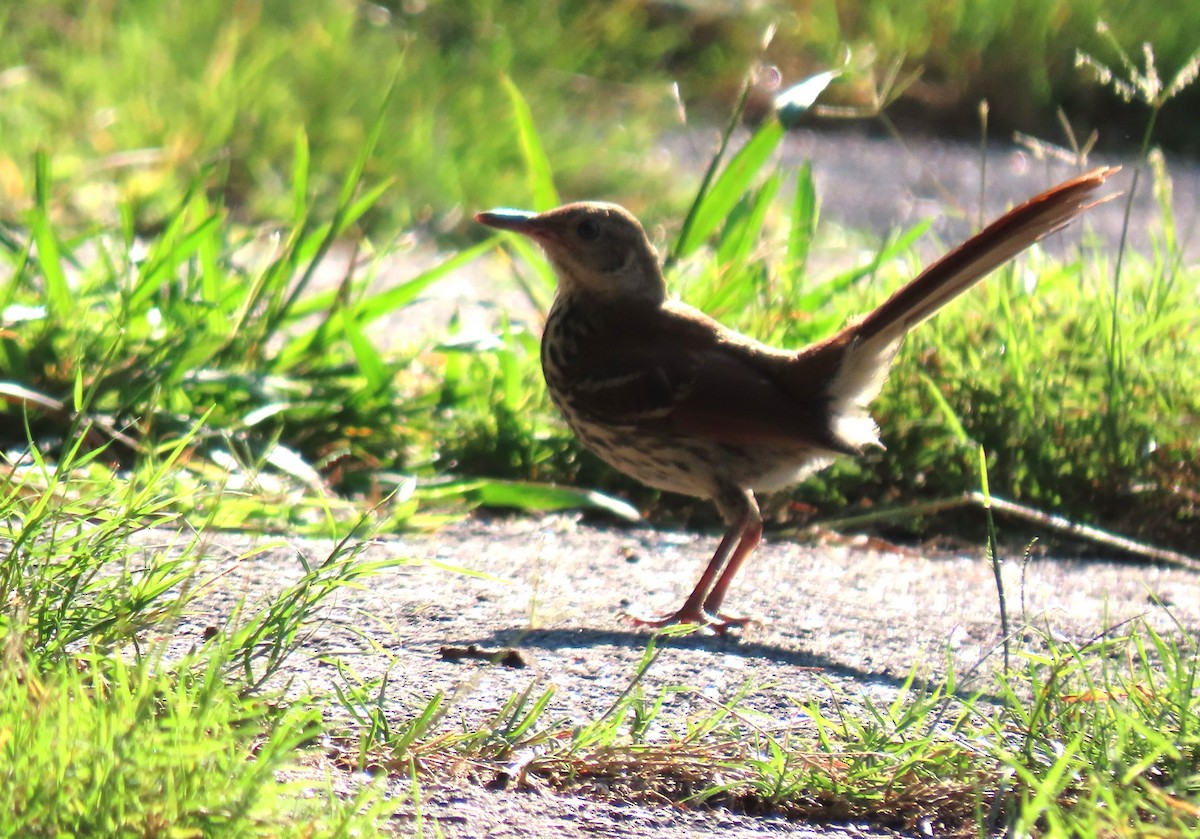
(854, 166, 1118, 347)
(822, 166, 1118, 451)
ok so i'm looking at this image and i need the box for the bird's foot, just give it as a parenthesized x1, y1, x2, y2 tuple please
(624, 607, 753, 636)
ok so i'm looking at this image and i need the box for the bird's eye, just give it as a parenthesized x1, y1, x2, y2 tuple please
(576, 219, 600, 241)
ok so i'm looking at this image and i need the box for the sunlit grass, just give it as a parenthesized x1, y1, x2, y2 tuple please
(0, 0, 686, 230)
(2, 1, 1198, 234)
(330, 619, 1200, 836)
(0, 650, 391, 838)
(0, 427, 400, 835)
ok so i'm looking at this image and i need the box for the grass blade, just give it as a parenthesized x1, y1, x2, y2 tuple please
(787, 159, 818, 275)
(292, 128, 310, 225)
(673, 117, 785, 260)
(340, 306, 389, 392)
(501, 74, 560, 210)
(29, 153, 71, 317)
(429, 478, 639, 521)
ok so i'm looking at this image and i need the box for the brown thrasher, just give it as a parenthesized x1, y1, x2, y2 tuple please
(476, 167, 1115, 632)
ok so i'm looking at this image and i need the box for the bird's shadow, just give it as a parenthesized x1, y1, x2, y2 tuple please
(451, 624, 976, 699)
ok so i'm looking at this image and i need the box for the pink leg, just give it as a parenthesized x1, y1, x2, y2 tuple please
(701, 516, 763, 620)
(626, 520, 743, 630)
(627, 485, 761, 634)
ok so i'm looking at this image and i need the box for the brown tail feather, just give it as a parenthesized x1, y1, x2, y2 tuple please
(854, 166, 1119, 347)
(822, 166, 1118, 452)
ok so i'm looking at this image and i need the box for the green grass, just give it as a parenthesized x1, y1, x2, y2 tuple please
(1, 1, 1198, 233)
(0, 651, 389, 838)
(1, 1, 1198, 835)
(0, 433, 398, 835)
(0, 0, 689, 230)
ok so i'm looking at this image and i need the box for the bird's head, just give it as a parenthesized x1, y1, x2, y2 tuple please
(475, 202, 665, 303)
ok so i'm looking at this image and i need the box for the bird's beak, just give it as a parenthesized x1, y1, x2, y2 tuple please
(474, 208, 540, 233)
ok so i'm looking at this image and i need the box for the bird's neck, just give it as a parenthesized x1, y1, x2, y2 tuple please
(547, 251, 667, 306)
(552, 284, 666, 315)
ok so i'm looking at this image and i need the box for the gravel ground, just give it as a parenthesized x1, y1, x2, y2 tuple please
(160, 511, 1198, 838)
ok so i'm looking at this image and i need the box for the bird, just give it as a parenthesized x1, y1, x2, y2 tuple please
(476, 166, 1116, 632)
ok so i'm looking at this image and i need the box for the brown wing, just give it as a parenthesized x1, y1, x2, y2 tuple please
(557, 301, 852, 454)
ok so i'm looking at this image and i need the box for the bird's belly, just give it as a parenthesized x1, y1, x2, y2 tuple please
(750, 454, 833, 493)
(574, 422, 718, 497)
(564, 409, 829, 499)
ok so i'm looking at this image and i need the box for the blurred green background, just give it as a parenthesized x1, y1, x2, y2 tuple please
(2, 0, 1196, 232)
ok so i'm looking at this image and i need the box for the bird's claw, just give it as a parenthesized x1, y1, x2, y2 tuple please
(623, 607, 754, 635)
